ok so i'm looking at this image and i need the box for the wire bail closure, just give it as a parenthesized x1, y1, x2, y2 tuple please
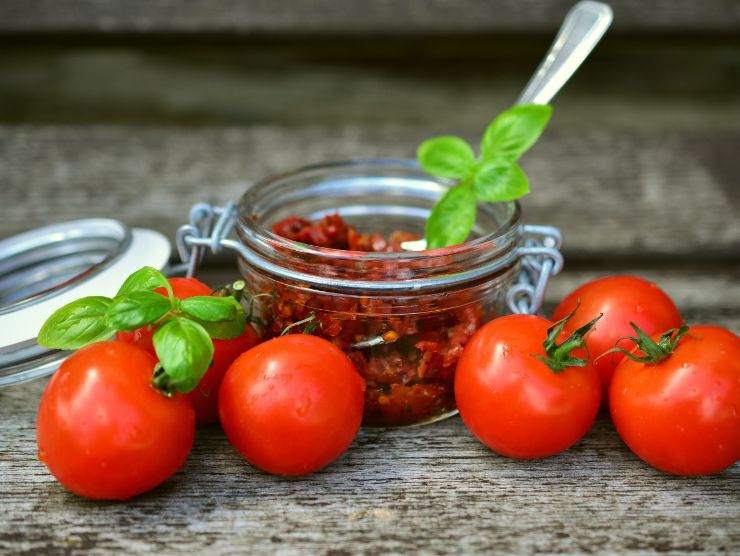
(175, 202, 238, 278)
(175, 203, 562, 316)
(507, 224, 563, 315)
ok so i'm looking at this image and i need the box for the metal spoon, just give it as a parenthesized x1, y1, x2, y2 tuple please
(518, 0, 613, 105)
(399, 0, 613, 253)
(352, 2, 612, 349)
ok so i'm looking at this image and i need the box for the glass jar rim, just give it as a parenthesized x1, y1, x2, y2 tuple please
(237, 158, 522, 264)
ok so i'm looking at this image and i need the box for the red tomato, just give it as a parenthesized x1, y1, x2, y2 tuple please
(610, 325, 740, 475)
(117, 277, 260, 424)
(455, 314, 601, 459)
(36, 341, 195, 500)
(553, 275, 682, 392)
(164, 276, 213, 298)
(219, 334, 365, 476)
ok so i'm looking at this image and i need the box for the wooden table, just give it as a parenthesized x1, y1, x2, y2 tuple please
(0, 1, 738, 553)
(1, 378, 738, 554)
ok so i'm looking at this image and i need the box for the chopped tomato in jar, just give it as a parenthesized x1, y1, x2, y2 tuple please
(272, 214, 351, 249)
(256, 213, 491, 426)
(273, 213, 421, 254)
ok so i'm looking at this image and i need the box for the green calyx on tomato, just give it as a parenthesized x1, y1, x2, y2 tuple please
(539, 307, 602, 373)
(37, 267, 249, 395)
(604, 322, 689, 365)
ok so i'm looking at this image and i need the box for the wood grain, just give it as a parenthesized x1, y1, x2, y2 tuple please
(1, 124, 738, 259)
(1, 41, 738, 130)
(0, 0, 739, 34)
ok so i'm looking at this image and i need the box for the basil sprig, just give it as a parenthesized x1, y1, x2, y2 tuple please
(37, 266, 248, 394)
(418, 104, 552, 249)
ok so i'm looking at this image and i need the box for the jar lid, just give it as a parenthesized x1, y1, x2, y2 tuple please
(0, 219, 171, 388)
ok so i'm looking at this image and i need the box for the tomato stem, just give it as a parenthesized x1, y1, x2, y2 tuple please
(212, 280, 246, 301)
(601, 323, 688, 365)
(539, 306, 602, 373)
(151, 363, 175, 397)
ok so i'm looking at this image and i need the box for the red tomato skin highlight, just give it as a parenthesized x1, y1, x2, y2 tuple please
(117, 277, 260, 424)
(218, 334, 365, 476)
(553, 275, 682, 392)
(610, 325, 740, 476)
(455, 314, 601, 459)
(36, 341, 195, 500)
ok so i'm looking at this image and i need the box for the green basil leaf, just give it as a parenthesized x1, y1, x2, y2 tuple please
(117, 266, 172, 299)
(424, 184, 477, 249)
(181, 296, 247, 339)
(417, 136, 476, 179)
(473, 160, 530, 202)
(38, 296, 115, 350)
(180, 296, 241, 322)
(194, 313, 247, 340)
(106, 291, 172, 331)
(480, 104, 552, 162)
(153, 317, 214, 393)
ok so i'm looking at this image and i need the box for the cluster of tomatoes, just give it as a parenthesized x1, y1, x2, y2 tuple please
(36, 275, 738, 501)
(457, 276, 739, 476)
(36, 277, 364, 499)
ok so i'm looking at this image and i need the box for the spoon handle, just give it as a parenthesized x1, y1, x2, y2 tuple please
(517, 1, 613, 105)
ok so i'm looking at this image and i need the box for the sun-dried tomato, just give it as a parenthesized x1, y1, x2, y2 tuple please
(262, 214, 485, 426)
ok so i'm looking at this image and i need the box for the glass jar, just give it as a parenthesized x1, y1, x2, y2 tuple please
(229, 159, 561, 427)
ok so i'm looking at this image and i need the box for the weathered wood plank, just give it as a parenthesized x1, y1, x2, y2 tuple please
(546, 267, 740, 316)
(0, 0, 738, 34)
(0, 41, 738, 129)
(1, 349, 738, 553)
(2, 416, 739, 555)
(1, 125, 738, 259)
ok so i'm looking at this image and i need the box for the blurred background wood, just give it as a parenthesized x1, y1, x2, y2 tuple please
(0, 2, 738, 554)
(1, 0, 739, 33)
